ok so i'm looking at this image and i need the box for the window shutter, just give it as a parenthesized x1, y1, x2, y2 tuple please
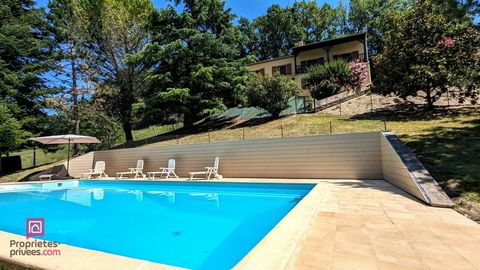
(259, 68, 265, 76)
(272, 66, 277, 74)
(286, 64, 292, 75)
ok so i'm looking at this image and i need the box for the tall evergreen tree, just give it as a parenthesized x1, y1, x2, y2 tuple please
(0, 0, 52, 135)
(48, 0, 94, 154)
(141, 0, 252, 127)
(77, 0, 153, 141)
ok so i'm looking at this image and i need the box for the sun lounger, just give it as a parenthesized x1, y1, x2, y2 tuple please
(147, 159, 179, 180)
(116, 160, 146, 179)
(81, 161, 108, 179)
(188, 157, 221, 180)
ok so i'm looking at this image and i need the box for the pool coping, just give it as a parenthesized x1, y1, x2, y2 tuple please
(0, 178, 324, 270)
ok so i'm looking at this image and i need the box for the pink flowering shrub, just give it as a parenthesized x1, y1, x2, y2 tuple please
(348, 59, 368, 89)
(437, 37, 456, 47)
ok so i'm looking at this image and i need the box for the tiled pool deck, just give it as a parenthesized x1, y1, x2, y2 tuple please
(1, 179, 479, 270)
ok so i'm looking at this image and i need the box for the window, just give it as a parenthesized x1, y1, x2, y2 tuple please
(297, 58, 324, 74)
(272, 64, 292, 75)
(333, 51, 360, 62)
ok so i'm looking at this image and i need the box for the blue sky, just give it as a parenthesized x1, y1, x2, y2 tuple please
(35, 0, 341, 20)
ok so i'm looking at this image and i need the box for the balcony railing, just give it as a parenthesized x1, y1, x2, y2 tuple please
(296, 53, 366, 74)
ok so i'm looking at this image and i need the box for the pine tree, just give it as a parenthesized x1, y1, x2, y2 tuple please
(0, 0, 53, 134)
(142, 0, 252, 127)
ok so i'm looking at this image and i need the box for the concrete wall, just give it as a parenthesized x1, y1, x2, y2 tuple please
(380, 132, 453, 207)
(83, 132, 382, 180)
(66, 152, 94, 178)
(70, 132, 452, 207)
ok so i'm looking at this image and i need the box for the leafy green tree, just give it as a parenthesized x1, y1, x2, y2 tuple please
(253, 4, 303, 60)
(237, 17, 257, 58)
(141, 0, 252, 127)
(292, 1, 342, 43)
(77, 0, 153, 141)
(0, 0, 53, 133)
(347, 0, 412, 55)
(432, 0, 479, 18)
(0, 103, 30, 157)
(304, 60, 353, 102)
(373, 0, 480, 110)
(246, 74, 301, 118)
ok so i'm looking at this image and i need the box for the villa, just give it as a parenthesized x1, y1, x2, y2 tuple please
(247, 32, 372, 88)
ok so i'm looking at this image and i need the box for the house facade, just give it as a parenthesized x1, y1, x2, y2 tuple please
(247, 33, 372, 90)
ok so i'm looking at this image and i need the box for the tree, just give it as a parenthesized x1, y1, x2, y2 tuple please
(237, 17, 257, 58)
(0, 0, 53, 134)
(432, 0, 480, 18)
(292, 1, 342, 43)
(48, 0, 95, 154)
(0, 104, 30, 157)
(347, 0, 412, 55)
(246, 74, 301, 118)
(141, 0, 252, 127)
(253, 4, 303, 60)
(373, 0, 480, 110)
(78, 0, 153, 141)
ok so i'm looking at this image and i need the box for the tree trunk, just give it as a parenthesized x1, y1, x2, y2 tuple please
(120, 70, 135, 142)
(71, 55, 81, 156)
(426, 88, 435, 110)
(183, 111, 194, 128)
(123, 121, 133, 141)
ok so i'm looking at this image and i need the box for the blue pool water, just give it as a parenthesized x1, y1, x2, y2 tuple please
(0, 181, 313, 269)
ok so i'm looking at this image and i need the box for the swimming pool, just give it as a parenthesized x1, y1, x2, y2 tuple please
(0, 181, 313, 269)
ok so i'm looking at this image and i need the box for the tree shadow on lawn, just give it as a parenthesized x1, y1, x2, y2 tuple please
(351, 104, 475, 122)
(397, 116, 480, 200)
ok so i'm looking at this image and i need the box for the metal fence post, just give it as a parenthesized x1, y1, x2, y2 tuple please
(383, 119, 387, 131)
(33, 146, 36, 167)
(280, 124, 284, 138)
(208, 130, 211, 142)
(176, 135, 179, 144)
(242, 128, 245, 140)
(370, 91, 374, 112)
(330, 121, 333, 134)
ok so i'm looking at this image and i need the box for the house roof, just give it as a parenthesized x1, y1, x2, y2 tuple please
(292, 32, 367, 54)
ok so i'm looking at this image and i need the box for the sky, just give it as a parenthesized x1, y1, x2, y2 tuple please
(35, 0, 341, 20)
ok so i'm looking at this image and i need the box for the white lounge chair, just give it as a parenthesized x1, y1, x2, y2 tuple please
(147, 159, 179, 180)
(116, 160, 146, 179)
(81, 161, 108, 179)
(188, 157, 221, 180)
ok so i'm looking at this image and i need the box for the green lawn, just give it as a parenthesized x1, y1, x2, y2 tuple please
(131, 122, 183, 141)
(8, 146, 68, 169)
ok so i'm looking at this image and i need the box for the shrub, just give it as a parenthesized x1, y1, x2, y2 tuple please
(246, 74, 302, 118)
(304, 60, 353, 101)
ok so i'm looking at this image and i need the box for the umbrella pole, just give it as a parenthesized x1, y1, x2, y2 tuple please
(66, 139, 71, 177)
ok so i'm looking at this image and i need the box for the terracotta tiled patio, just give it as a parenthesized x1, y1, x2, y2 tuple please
(290, 180, 480, 270)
